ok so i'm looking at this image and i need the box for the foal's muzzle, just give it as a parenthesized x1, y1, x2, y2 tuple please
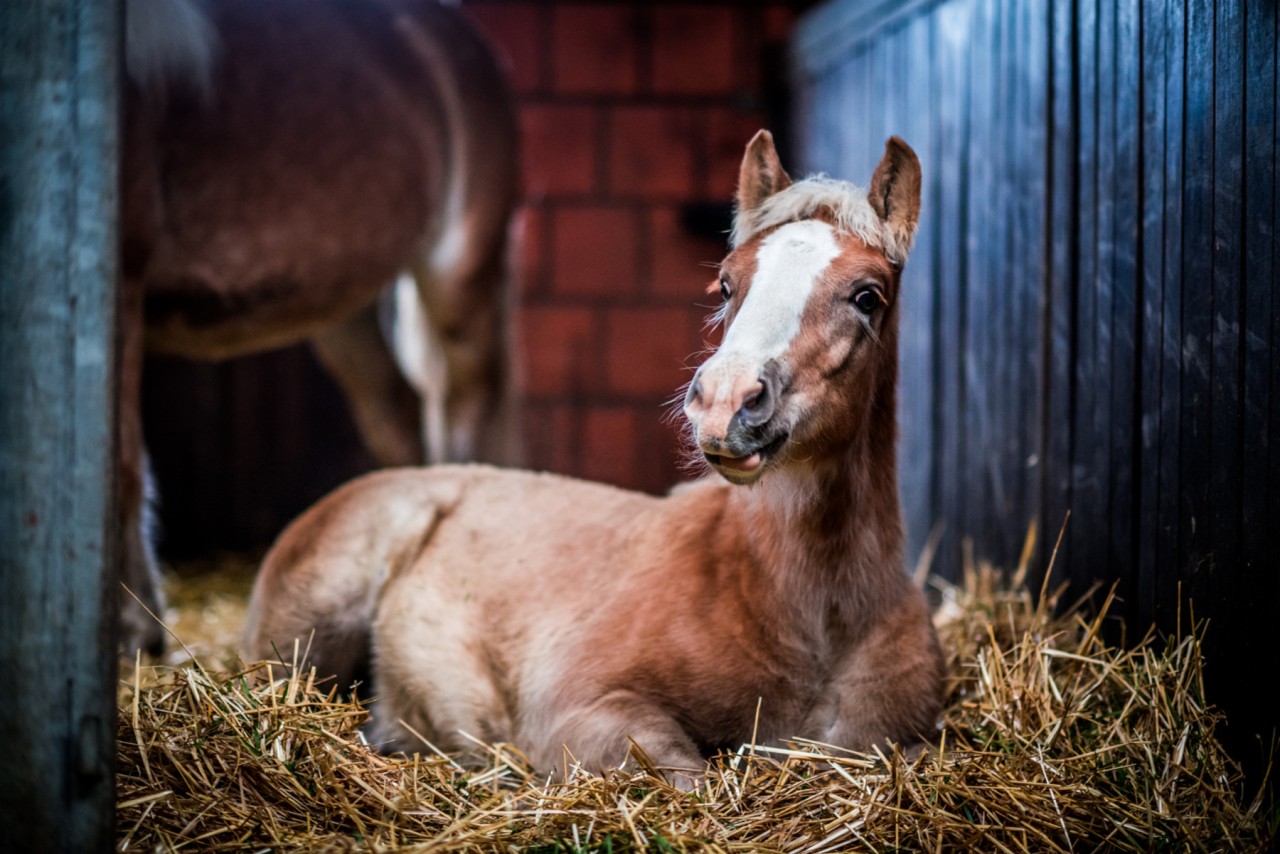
(684, 360, 786, 483)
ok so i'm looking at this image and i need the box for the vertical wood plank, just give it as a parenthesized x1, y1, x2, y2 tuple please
(1180, 0, 1215, 607)
(933, 0, 974, 581)
(896, 16, 938, 570)
(1137, 0, 1164, 633)
(1071, 0, 1101, 597)
(996, 0, 1023, 567)
(1267, 0, 1280, 758)
(1020, 0, 1051, 565)
(1111, 0, 1142, 628)
(1239, 0, 1279, 756)
(1208, 0, 1244, 604)
(1154, 0, 1186, 627)
(1207, 0, 1256, 769)
(1041, 0, 1077, 588)
(961, 0, 991, 569)
(0, 1, 120, 849)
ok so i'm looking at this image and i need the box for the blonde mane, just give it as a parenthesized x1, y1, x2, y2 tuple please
(731, 176, 916, 266)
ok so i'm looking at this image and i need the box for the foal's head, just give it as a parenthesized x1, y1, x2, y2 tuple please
(684, 131, 922, 484)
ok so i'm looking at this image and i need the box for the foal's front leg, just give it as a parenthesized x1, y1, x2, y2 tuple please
(818, 593, 944, 753)
(538, 690, 706, 790)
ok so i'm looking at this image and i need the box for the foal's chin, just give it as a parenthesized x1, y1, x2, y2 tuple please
(710, 463, 767, 486)
(703, 439, 788, 485)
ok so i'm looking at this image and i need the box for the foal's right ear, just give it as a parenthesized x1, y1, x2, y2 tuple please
(737, 130, 793, 214)
(868, 136, 922, 256)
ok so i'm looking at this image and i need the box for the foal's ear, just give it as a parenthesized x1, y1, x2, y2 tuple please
(737, 130, 793, 214)
(868, 136, 922, 253)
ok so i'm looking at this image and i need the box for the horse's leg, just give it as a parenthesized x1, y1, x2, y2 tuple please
(309, 301, 424, 468)
(118, 279, 166, 656)
(399, 250, 520, 467)
(537, 690, 706, 789)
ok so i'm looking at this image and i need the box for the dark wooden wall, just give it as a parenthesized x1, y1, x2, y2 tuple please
(793, 0, 1278, 770)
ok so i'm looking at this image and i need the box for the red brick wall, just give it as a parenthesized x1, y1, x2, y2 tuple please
(462, 1, 800, 494)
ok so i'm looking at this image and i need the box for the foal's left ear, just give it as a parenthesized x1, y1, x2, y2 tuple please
(737, 130, 793, 214)
(868, 137, 922, 256)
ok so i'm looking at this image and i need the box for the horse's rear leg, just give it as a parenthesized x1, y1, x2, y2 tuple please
(119, 280, 166, 656)
(397, 254, 520, 466)
(309, 302, 423, 468)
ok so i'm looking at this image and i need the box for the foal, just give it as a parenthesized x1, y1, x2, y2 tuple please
(244, 131, 943, 782)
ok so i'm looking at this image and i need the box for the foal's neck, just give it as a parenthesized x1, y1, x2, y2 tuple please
(734, 374, 904, 632)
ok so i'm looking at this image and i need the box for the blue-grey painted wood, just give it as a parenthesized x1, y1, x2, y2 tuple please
(0, 1, 120, 849)
(793, 0, 1279, 775)
(1111, 0, 1140, 629)
(1042, 0, 1075, 583)
(1154, 0, 1186, 630)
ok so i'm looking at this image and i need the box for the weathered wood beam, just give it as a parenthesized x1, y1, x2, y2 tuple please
(0, 0, 121, 849)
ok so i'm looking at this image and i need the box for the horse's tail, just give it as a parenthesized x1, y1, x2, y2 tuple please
(125, 0, 217, 101)
(241, 471, 459, 694)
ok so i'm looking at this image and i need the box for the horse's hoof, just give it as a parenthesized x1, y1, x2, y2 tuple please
(120, 620, 167, 659)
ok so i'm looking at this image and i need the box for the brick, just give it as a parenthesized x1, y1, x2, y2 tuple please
(512, 205, 547, 297)
(650, 6, 737, 95)
(580, 406, 637, 486)
(705, 107, 769, 200)
(634, 409, 695, 495)
(552, 5, 639, 95)
(517, 305, 601, 397)
(522, 402, 577, 475)
(647, 206, 727, 302)
(463, 4, 543, 94)
(551, 207, 640, 298)
(763, 6, 797, 43)
(521, 105, 598, 199)
(608, 107, 698, 199)
(604, 307, 698, 398)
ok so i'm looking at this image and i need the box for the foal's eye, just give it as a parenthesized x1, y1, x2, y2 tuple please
(851, 287, 883, 314)
(719, 277, 732, 301)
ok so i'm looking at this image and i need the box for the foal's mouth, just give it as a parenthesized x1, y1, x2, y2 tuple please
(703, 432, 789, 483)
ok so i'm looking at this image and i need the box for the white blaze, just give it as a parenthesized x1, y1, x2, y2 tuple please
(719, 220, 840, 365)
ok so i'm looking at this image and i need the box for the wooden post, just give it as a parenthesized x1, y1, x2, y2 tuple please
(0, 0, 121, 849)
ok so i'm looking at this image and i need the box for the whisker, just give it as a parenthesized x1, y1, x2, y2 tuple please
(704, 303, 729, 332)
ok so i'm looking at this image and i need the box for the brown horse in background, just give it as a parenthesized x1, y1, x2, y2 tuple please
(121, 0, 519, 653)
(244, 131, 943, 787)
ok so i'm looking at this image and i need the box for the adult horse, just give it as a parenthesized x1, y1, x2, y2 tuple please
(244, 131, 943, 785)
(122, 0, 518, 653)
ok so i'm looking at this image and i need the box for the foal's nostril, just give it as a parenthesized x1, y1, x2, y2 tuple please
(738, 377, 775, 427)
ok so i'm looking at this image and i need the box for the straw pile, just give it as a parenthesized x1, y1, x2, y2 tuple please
(117, 545, 1275, 851)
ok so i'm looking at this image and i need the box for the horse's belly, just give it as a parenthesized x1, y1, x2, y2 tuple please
(141, 267, 390, 359)
(128, 0, 446, 359)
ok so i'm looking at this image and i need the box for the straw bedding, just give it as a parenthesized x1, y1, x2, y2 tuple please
(118, 544, 1275, 852)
